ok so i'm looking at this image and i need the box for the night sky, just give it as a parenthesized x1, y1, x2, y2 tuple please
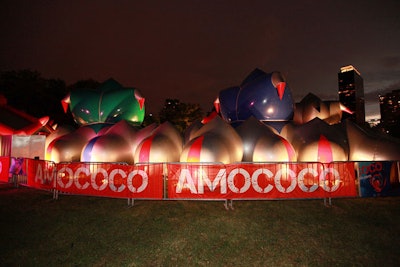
(1, 0, 400, 119)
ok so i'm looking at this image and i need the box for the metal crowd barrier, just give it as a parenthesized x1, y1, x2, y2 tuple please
(2, 157, 399, 209)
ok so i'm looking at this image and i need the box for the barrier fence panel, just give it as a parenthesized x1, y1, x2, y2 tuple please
(167, 162, 226, 199)
(325, 162, 358, 198)
(0, 156, 10, 183)
(9, 158, 400, 200)
(167, 162, 358, 200)
(1, 157, 27, 186)
(54, 162, 164, 199)
(357, 161, 400, 197)
(27, 158, 56, 190)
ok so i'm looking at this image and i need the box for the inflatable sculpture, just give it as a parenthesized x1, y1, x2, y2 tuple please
(44, 69, 400, 164)
(181, 116, 243, 163)
(61, 78, 145, 125)
(215, 68, 294, 131)
(47, 79, 148, 163)
(134, 122, 183, 163)
(81, 120, 140, 163)
(192, 68, 400, 163)
(0, 94, 53, 136)
(235, 117, 296, 162)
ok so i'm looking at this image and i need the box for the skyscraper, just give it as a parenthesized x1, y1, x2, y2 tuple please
(338, 65, 365, 124)
(379, 89, 400, 137)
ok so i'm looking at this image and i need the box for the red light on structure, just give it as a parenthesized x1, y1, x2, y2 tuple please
(214, 98, 220, 114)
(134, 91, 145, 110)
(187, 136, 204, 162)
(138, 135, 155, 162)
(276, 82, 286, 100)
(201, 111, 218, 124)
(340, 103, 353, 114)
(61, 94, 71, 113)
(317, 135, 333, 163)
(279, 136, 296, 161)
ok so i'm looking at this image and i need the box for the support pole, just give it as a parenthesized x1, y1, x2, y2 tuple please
(53, 189, 59, 200)
(127, 198, 135, 207)
(163, 163, 168, 200)
(224, 200, 229, 210)
(324, 197, 332, 207)
(224, 199, 234, 210)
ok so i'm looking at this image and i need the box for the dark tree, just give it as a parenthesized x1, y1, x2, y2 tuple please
(0, 69, 73, 126)
(67, 79, 101, 91)
(158, 99, 203, 132)
(142, 112, 159, 127)
(0, 69, 45, 113)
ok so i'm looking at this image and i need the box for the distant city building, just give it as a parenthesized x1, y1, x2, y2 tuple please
(366, 118, 380, 128)
(379, 89, 400, 137)
(338, 65, 365, 124)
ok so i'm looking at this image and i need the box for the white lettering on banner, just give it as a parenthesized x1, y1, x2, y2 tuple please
(297, 168, 318, 192)
(176, 169, 197, 193)
(176, 168, 227, 194)
(35, 164, 43, 184)
(320, 168, 340, 192)
(198, 169, 227, 194)
(91, 168, 108, 191)
(55, 166, 149, 193)
(57, 167, 74, 188)
(252, 169, 274, 193)
(35, 164, 343, 195)
(274, 169, 297, 193)
(34, 163, 56, 185)
(109, 169, 126, 192)
(228, 168, 251, 193)
(74, 167, 90, 190)
(175, 166, 342, 194)
(127, 170, 148, 193)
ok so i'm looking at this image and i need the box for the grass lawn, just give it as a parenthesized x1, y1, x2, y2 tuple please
(0, 185, 399, 266)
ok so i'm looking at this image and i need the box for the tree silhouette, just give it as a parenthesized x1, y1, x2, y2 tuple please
(0, 69, 72, 126)
(67, 79, 101, 91)
(0, 71, 206, 131)
(158, 98, 203, 133)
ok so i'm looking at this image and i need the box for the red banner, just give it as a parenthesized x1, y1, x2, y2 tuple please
(26, 159, 56, 190)
(10, 159, 358, 200)
(167, 162, 357, 199)
(0, 156, 10, 183)
(29, 161, 164, 199)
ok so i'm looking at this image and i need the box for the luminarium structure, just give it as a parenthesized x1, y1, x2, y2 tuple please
(47, 79, 147, 163)
(215, 68, 294, 131)
(45, 69, 400, 164)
